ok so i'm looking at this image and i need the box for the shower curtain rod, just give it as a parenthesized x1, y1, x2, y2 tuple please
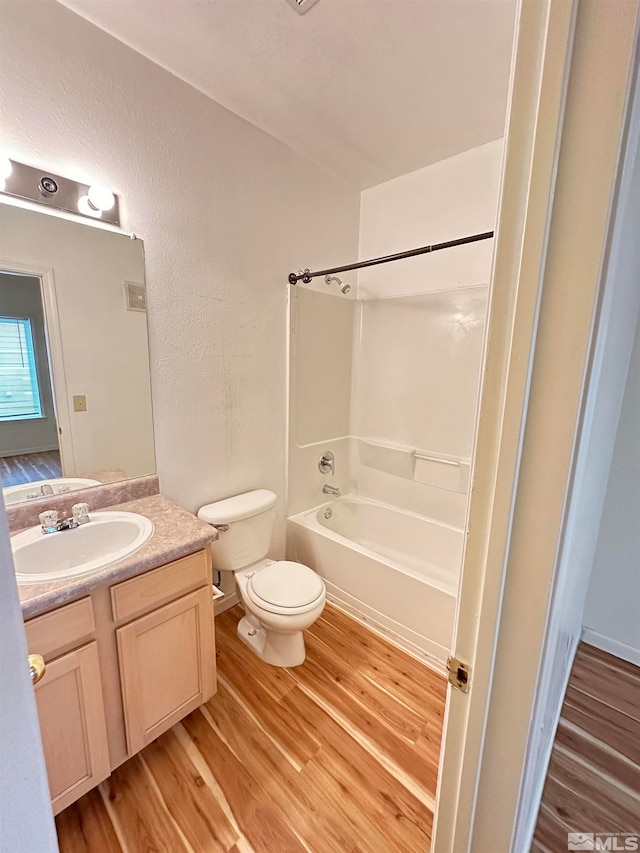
(287, 230, 494, 284)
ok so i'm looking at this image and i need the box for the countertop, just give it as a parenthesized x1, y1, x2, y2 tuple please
(17, 494, 218, 620)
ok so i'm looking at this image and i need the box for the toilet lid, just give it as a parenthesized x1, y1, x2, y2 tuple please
(248, 561, 324, 609)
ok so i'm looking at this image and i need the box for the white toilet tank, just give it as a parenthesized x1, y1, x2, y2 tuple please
(198, 489, 277, 572)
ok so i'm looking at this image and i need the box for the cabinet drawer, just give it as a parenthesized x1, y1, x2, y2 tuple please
(25, 597, 95, 661)
(110, 549, 211, 623)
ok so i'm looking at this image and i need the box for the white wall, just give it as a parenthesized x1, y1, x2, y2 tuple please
(287, 288, 355, 515)
(1, 205, 154, 480)
(352, 141, 503, 526)
(358, 139, 503, 299)
(288, 141, 502, 525)
(0, 1, 360, 550)
(583, 309, 640, 665)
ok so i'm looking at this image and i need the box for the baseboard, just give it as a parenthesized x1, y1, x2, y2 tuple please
(512, 629, 580, 853)
(214, 590, 239, 617)
(581, 627, 640, 667)
(0, 444, 59, 459)
(212, 584, 448, 677)
(325, 586, 448, 676)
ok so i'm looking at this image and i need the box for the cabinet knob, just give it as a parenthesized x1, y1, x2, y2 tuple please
(28, 654, 46, 685)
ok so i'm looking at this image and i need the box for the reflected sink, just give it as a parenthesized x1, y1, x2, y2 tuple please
(12, 511, 155, 583)
(3, 478, 102, 506)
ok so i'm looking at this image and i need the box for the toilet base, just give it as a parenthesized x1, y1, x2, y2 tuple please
(237, 615, 306, 667)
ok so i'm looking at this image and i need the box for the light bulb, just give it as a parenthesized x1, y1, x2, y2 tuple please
(0, 157, 12, 180)
(78, 195, 102, 218)
(87, 184, 114, 211)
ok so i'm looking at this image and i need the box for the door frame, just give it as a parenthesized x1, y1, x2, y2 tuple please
(0, 495, 58, 851)
(0, 258, 76, 476)
(433, 1, 640, 851)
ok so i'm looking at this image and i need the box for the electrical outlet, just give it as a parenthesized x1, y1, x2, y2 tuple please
(73, 395, 87, 412)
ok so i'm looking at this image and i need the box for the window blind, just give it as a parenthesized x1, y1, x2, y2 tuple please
(0, 316, 43, 420)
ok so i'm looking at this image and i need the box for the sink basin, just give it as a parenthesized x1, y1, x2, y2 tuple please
(12, 511, 155, 583)
(3, 478, 102, 506)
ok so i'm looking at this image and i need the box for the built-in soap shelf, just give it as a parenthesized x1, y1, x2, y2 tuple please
(357, 438, 470, 494)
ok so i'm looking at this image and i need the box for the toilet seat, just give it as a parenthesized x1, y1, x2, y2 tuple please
(246, 561, 325, 615)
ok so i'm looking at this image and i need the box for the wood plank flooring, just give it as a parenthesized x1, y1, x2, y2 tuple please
(532, 642, 640, 852)
(0, 449, 62, 486)
(55, 603, 447, 853)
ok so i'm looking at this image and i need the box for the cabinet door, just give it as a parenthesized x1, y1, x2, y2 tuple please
(117, 587, 215, 754)
(34, 642, 110, 815)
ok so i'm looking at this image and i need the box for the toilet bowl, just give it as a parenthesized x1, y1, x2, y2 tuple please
(198, 490, 326, 667)
(235, 560, 326, 667)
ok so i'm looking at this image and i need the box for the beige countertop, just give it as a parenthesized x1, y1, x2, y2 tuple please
(17, 494, 218, 620)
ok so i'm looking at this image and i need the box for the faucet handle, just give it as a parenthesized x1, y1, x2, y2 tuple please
(39, 510, 58, 532)
(72, 503, 90, 523)
(318, 451, 335, 475)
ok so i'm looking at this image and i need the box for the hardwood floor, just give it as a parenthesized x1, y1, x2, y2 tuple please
(55, 603, 447, 853)
(0, 449, 62, 486)
(532, 642, 640, 852)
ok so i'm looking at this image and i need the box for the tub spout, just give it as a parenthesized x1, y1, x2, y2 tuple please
(322, 484, 341, 497)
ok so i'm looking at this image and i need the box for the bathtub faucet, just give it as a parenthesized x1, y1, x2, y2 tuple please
(322, 484, 341, 497)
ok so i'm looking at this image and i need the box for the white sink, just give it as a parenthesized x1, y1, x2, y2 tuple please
(3, 478, 102, 506)
(12, 511, 154, 583)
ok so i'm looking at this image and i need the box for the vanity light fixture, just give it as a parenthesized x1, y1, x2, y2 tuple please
(87, 184, 115, 211)
(77, 184, 116, 218)
(0, 157, 120, 226)
(77, 194, 103, 218)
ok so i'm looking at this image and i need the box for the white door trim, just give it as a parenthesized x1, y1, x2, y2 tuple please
(0, 258, 76, 475)
(0, 494, 58, 851)
(433, 1, 640, 851)
(512, 38, 640, 849)
(433, 0, 578, 846)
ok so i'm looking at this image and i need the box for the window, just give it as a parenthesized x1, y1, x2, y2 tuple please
(0, 316, 43, 420)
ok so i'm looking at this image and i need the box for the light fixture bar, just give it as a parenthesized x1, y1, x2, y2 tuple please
(0, 159, 120, 226)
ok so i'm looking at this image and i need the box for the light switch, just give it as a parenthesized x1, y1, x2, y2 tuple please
(73, 395, 87, 412)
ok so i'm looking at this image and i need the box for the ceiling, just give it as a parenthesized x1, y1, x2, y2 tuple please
(57, 0, 517, 189)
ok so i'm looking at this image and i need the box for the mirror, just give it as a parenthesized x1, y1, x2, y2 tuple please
(0, 203, 155, 505)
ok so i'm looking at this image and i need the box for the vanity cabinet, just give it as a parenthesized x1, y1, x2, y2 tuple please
(117, 587, 215, 753)
(33, 642, 111, 813)
(25, 597, 110, 814)
(24, 548, 216, 814)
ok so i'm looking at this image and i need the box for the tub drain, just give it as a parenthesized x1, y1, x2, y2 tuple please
(324, 508, 332, 519)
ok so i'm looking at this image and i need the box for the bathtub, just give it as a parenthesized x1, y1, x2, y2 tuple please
(287, 495, 462, 667)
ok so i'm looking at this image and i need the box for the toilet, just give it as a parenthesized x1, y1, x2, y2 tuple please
(198, 489, 325, 667)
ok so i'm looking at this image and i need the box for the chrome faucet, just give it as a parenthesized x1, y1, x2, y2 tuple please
(26, 483, 55, 500)
(322, 484, 341, 497)
(318, 451, 335, 476)
(39, 503, 91, 534)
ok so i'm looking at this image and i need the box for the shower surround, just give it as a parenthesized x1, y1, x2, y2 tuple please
(286, 140, 503, 667)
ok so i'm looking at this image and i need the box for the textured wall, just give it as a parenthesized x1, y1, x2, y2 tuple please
(0, 1, 360, 550)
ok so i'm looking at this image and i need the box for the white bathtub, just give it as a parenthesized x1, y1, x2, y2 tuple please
(287, 495, 462, 666)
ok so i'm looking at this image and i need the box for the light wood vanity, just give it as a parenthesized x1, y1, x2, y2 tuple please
(23, 547, 216, 815)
